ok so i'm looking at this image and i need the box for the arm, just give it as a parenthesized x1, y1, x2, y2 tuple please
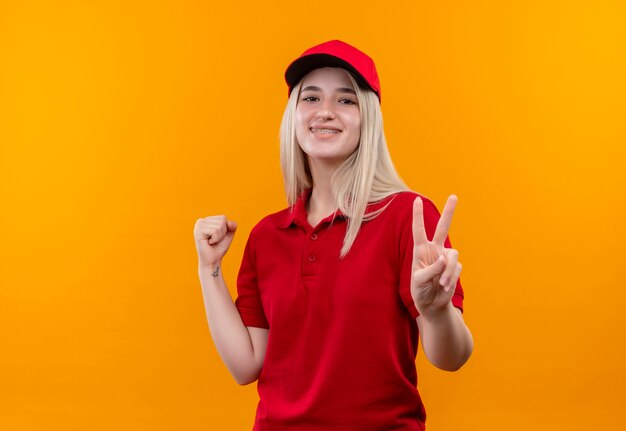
(410, 195, 473, 371)
(194, 215, 268, 385)
(416, 303, 473, 371)
(199, 263, 268, 385)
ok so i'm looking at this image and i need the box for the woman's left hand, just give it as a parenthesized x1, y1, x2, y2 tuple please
(410, 195, 462, 319)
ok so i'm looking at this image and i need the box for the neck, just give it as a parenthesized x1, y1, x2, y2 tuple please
(306, 158, 340, 216)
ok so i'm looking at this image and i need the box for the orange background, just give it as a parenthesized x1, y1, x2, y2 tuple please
(1, 1, 625, 429)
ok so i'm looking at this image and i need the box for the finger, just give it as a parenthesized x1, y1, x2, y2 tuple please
(226, 220, 238, 231)
(444, 262, 462, 293)
(433, 194, 457, 246)
(207, 222, 228, 245)
(206, 227, 222, 245)
(439, 249, 458, 287)
(412, 253, 446, 286)
(412, 196, 428, 246)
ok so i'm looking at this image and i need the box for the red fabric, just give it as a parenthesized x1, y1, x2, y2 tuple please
(235, 189, 464, 430)
(284, 39, 382, 102)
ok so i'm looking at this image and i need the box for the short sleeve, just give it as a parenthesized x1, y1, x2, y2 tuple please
(399, 195, 465, 320)
(234, 229, 270, 329)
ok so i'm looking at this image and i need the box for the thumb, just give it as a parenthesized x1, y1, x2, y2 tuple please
(226, 220, 238, 231)
(414, 254, 446, 283)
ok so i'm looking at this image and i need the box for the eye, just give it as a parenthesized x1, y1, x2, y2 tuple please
(340, 98, 357, 105)
(302, 95, 319, 102)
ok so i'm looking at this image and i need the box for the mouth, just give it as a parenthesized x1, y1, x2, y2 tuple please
(309, 127, 342, 135)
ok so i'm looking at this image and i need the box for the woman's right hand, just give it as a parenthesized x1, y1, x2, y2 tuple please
(194, 215, 238, 269)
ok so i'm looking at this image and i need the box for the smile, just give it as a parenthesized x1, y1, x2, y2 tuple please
(310, 128, 341, 134)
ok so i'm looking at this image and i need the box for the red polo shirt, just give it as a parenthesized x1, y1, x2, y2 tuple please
(235, 188, 464, 430)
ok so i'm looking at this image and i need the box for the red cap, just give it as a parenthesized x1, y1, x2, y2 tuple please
(284, 40, 381, 103)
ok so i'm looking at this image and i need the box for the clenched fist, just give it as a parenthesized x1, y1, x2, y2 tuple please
(194, 215, 238, 269)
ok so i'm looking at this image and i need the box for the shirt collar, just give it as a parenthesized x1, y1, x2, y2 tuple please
(279, 188, 346, 229)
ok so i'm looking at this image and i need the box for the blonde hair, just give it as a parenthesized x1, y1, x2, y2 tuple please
(279, 69, 410, 258)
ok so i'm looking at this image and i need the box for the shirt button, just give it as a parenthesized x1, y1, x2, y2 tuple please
(308, 254, 317, 262)
(310, 233, 318, 240)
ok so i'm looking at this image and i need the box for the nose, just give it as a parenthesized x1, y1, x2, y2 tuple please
(315, 109, 335, 121)
(315, 98, 335, 120)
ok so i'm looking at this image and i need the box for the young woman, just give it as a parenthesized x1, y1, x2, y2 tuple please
(194, 40, 473, 431)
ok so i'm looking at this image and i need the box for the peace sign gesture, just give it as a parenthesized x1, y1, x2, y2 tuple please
(411, 195, 462, 318)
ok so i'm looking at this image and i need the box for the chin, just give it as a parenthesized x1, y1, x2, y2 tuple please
(306, 153, 352, 166)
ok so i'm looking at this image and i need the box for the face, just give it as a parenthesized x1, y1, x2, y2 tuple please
(295, 67, 361, 168)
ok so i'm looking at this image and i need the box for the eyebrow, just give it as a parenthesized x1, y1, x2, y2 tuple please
(301, 85, 357, 95)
